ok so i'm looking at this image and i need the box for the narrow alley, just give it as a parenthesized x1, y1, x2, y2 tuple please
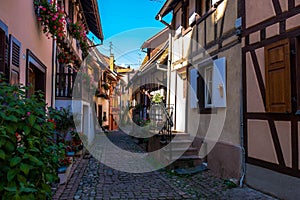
(53, 131, 277, 200)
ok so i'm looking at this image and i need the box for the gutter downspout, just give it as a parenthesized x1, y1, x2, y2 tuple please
(51, 38, 57, 108)
(157, 14, 172, 108)
(239, 70, 245, 187)
(51, 1, 58, 108)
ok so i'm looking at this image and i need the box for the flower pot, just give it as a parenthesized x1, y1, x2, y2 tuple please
(57, 163, 72, 184)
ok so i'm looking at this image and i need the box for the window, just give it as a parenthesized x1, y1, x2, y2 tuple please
(0, 20, 8, 79)
(26, 50, 46, 98)
(265, 39, 291, 113)
(195, 57, 226, 113)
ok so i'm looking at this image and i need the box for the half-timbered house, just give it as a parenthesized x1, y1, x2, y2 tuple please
(242, 0, 300, 199)
(156, 0, 243, 177)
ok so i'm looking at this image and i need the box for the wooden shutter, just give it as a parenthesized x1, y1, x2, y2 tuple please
(265, 38, 291, 113)
(0, 29, 5, 74)
(9, 35, 21, 85)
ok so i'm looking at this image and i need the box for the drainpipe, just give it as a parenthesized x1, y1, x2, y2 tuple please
(51, 0, 58, 108)
(51, 38, 57, 108)
(156, 14, 172, 108)
(239, 73, 245, 187)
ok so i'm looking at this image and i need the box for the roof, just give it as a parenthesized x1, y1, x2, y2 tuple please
(155, 0, 180, 20)
(141, 27, 169, 49)
(80, 0, 104, 41)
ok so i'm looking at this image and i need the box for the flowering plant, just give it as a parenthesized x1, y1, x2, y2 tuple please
(57, 51, 76, 64)
(0, 75, 67, 199)
(34, 0, 66, 39)
(59, 156, 72, 167)
(69, 21, 89, 55)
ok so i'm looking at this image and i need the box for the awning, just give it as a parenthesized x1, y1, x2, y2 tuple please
(80, 0, 104, 41)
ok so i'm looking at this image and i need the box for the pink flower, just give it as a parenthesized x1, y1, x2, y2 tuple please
(37, 17, 42, 21)
(27, 112, 31, 116)
(42, 7, 46, 11)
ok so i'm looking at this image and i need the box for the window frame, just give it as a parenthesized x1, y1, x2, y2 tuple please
(196, 61, 216, 114)
(0, 20, 8, 78)
(26, 49, 47, 98)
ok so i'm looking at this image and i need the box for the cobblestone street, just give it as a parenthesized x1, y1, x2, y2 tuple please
(53, 131, 278, 200)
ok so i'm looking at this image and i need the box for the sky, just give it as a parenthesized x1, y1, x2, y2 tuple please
(90, 0, 172, 69)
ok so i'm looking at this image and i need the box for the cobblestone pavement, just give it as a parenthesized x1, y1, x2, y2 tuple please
(54, 131, 278, 200)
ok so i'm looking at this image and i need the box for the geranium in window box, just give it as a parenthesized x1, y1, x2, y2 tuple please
(69, 21, 89, 56)
(34, 0, 66, 39)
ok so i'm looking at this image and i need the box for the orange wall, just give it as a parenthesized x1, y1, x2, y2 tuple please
(0, 1, 53, 105)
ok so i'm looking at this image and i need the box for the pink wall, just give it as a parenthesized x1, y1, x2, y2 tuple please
(248, 120, 278, 164)
(0, 1, 53, 105)
(246, 51, 265, 113)
(245, 0, 275, 28)
(275, 121, 292, 168)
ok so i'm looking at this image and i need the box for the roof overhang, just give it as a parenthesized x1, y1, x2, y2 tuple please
(155, 0, 180, 20)
(80, 0, 104, 41)
(141, 27, 168, 49)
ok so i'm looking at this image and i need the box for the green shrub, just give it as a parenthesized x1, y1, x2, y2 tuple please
(0, 78, 66, 199)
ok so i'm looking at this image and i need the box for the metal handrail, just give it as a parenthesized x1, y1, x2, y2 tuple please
(153, 102, 173, 143)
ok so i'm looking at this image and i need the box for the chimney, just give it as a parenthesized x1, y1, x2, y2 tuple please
(109, 55, 114, 71)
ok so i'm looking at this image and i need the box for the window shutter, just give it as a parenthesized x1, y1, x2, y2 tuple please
(189, 68, 198, 108)
(9, 35, 21, 85)
(197, 68, 205, 110)
(265, 39, 291, 113)
(212, 57, 227, 107)
(0, 29, 5, 74)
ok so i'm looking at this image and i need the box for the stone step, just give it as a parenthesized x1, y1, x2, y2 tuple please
(165, 155, 202, 169)
(167, 140, 193, 149)
(162, 147, 198, 157)
(164, 154, 200, 162)
(171, 131, 191, 140)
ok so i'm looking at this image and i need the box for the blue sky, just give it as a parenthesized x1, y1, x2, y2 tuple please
(90, 0, 171, 68)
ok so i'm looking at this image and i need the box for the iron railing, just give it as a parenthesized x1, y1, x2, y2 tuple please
(149, 102, 173, 143)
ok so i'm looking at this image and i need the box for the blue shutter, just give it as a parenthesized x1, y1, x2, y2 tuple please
(189, 68, 198, 108)
(212, 57, 226, 107)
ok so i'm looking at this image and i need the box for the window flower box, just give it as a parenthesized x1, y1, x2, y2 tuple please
(34, 0, 66, 39)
